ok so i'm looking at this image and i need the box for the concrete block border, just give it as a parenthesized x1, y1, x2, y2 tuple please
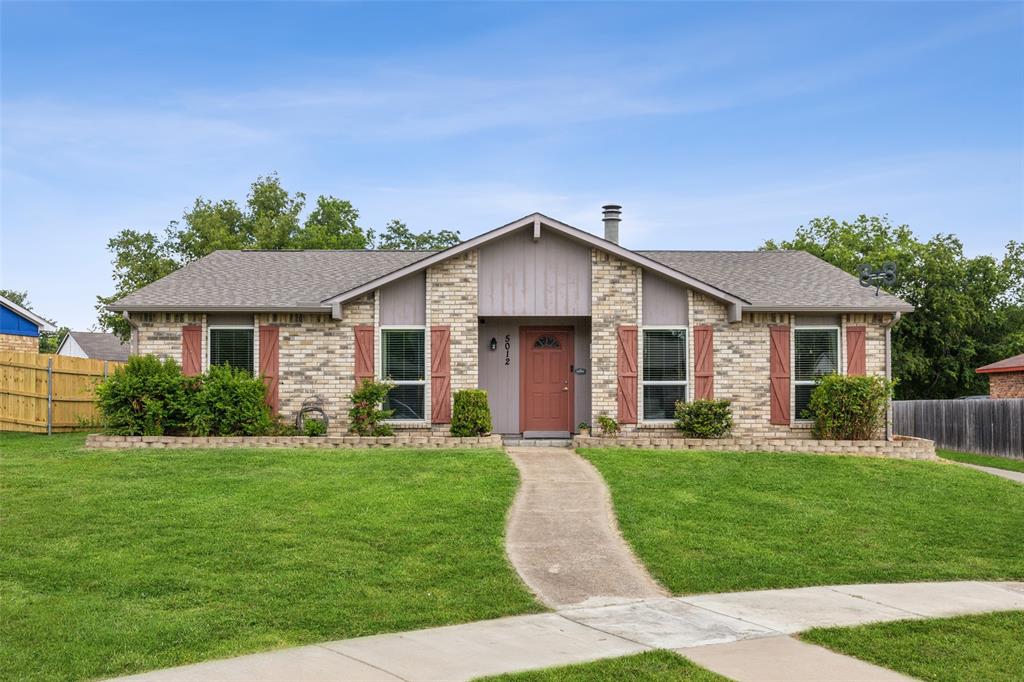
(573, 433, 936, 460)
(86, 433, 504, 450)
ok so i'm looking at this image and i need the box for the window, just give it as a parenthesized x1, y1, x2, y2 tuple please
(642, 329, 687, 420)
(209, 327, 254, 373)
(382, 328, 425, 420)
(794, 327, 839, 419)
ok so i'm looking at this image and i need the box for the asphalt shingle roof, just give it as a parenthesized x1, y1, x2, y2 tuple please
(66, 331, 130, 362)
(976, 353, 1024, 374)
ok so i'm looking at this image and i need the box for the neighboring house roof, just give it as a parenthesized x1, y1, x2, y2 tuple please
(0, 294, 56, 332)
(976, 353, 1024, 374)
(109, 250, 434, 312)
(638, 250, 912, 312)
(108, 212, 913, 318)
(58, 331, 131, 362)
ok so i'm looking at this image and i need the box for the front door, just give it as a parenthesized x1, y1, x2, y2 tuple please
(520, 327, 573, 434)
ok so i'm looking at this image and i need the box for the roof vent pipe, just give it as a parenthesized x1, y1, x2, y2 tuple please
(602, 204, 622, 244)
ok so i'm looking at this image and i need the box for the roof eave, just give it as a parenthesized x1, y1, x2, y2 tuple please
(108, 304, 331, 314)
(743, 303, 915, 314)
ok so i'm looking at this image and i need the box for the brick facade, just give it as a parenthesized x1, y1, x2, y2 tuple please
(0, 333, 38, 352)
(427, 250, 478, 394)
(990, 371, 1024, 399)
(591, 249, 641, 427)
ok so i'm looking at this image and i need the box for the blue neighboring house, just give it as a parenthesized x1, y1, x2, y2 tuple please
(0, 294, 55, 353)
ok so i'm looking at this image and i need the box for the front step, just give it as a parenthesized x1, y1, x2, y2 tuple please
(501, 436, 574, 448)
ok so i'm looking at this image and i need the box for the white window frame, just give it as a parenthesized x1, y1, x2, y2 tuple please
(641, 325, 689, 424)
(379, 325, 427, 422)
(793, 325, 841, 423)
(207, 325, 256, 374)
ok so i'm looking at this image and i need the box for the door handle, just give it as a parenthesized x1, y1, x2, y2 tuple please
(562, 386, 569, 392)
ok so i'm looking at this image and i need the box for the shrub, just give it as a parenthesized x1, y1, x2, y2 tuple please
(188, 364, 272, 436)
(597, 415, 620, 435)
(809, 374, 893, 440)
(96, 355, 193, 436)
(348, 378, 395, 436)
(450, 389, 492, 437)
(674, 399, 733, 438)
(303, 418, 327, 437)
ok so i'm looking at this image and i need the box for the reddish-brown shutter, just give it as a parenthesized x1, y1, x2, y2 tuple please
(617, 325, 638, 424)
(181, 325, 202, 376)
(259, 326, 280, 414)
(693, 325, 714, 400)
(846, 326, 866, 376)
(431, 326, 452, 424)
(354, 325, 374, 387)
(769, 325, 791, 425)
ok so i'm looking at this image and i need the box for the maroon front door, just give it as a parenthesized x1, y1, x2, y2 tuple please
(520, 327, 573, 433)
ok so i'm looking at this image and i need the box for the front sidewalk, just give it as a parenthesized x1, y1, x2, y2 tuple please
(114, 580, 1024, 681)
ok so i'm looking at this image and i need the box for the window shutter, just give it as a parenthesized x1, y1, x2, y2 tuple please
(693, 325, 714, 400)
(769, 325, 791, 425)
(617, 325, 638, 424)
(181, 325, 202, 376)
(430, 326, 451, 424)
(354, 325, 374, 387)
(846, 326, 866, 376)
(259, 326, 280, 414)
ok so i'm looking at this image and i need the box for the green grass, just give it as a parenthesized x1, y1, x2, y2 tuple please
(477, 650, 727, 681)
(802, 611, 1024, 682)
(938, 449, 1024, 473)
(580, 449, 1024, 594)
(0, 433, 541, 682)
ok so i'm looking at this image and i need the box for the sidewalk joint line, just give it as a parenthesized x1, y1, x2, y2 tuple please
(315, 644, 410, 681)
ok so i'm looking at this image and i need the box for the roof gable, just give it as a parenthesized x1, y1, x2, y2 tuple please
(0, 295, 55, 332)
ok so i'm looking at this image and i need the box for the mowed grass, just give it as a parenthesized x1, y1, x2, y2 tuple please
(938, 449, 1024, 473)
(803, 611, 1024, 682)
(477, 650, 727, 681)
(580, 449, 1024, 594)
(0, 433, 541, 682)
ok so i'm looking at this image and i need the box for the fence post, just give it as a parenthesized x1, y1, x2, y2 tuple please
(46, 356, 53, 436)
(103, 361, 108, 380)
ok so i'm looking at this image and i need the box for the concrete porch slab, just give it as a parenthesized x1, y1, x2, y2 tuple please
(323, 613, 646, 682)
(680, 586, 914, 634)
(559, 597, 778, 649)
(677, 635, 914, 682)
(831, 581, 1024, 618)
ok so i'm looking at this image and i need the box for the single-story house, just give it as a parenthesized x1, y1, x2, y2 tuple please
(57, 331, 131, 363)
(0, 294, 55, 353)
(976, 353, 1024, 399)
(108, 208, 913, 437)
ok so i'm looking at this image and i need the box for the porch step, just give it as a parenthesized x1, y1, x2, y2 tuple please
(501, 437, 574, 448)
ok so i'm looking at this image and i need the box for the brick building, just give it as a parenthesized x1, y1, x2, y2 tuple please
(976, 353, 1024, 399)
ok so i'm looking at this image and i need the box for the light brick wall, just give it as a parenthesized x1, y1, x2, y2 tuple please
(0, 333, 38, 353)
(842, 313, 891, 377)
(131, 312, 204, 364)
(427, 250, 478, 394)
(990, 372, 1024, 399)
(591, 249, 641, 427)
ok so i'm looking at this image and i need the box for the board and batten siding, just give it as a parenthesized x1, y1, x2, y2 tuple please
(478, 317, 591, 434)
(379, 273, 426, 325)
(478, 227, 591, 317)
(642, 271, 689, 325)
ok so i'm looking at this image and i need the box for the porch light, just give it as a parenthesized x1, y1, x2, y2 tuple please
(489, 337, 498, 351)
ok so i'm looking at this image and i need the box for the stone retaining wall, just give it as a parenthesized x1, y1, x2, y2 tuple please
(86, 433, 504, 450)
(573, 433, 936, 460)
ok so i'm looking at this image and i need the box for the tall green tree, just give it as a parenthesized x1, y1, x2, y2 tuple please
(97, 175, 461, 340)
(763, 215, 1023, 399)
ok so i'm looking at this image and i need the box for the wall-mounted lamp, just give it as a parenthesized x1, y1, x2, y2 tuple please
(489, 337, 498, 351)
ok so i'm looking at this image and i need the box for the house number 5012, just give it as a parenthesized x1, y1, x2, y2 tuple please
(504, 335, 511, 366)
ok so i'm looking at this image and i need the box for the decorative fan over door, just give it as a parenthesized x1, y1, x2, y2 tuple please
(520, 327, 573, 434)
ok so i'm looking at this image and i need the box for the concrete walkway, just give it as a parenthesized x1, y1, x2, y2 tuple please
(114, 581, 1024, 681)
(955, 461, 1024, 484)
(504, 447, 667, 608)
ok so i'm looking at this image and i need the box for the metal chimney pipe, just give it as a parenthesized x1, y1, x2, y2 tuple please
(602, 204, 622, 244)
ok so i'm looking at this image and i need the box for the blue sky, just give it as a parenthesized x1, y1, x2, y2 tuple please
(2, 1, 1022, 330)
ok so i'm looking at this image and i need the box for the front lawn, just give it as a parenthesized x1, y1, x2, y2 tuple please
(580, 449, 1024, 594)
(938, 449, 1024, 473)
(0, 433, 541, 682)
(477, 650, 727, 681)
(802, 611, 1024, 682)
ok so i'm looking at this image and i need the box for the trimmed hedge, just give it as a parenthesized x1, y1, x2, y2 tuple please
(450, 389, 492, 437)
(348, 378, 395, 436)
(674, 399, 733, 438)
(809, 374, 893, 440)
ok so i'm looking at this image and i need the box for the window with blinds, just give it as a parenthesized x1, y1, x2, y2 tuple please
(794, 328, 839, 419)
(209, 328, 254, 373)
(642, 329, 687, 420)
(382, 329, 425, 420)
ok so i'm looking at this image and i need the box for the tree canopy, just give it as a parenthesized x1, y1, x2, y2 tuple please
(763, 215, 1023, 399)
(97, 174, 460, 339)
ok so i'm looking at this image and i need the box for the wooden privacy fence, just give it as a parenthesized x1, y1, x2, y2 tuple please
(893, 399, 1024, 458)
(0, 351, 123, 433)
